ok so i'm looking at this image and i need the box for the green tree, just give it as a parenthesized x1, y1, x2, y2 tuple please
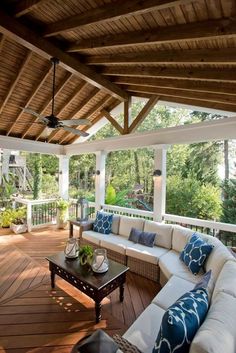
(221, 179, 236, 224)
(33, 154, 42, 199)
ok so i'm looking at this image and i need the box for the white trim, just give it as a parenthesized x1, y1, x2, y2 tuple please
(65, 116, 236, 155)
(102, 204, 154, 219)
(0, 135, 64, 155)
(153, 148, 167, 222)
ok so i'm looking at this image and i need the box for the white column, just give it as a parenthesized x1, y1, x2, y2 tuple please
(1, 149, 11, 182)
(58, 155, 70, 199)
(95, 151, 107, 211)
(153, 146, 168, 222)
(27, 201, 32, 232)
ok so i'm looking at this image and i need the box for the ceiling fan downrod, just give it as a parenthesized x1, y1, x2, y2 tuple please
(50, 57, 59, 116)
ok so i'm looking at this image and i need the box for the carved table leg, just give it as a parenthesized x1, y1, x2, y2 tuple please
(95, 301, 102, 323)
(50, 269, 55, 289)
(120, 283, 124, 302)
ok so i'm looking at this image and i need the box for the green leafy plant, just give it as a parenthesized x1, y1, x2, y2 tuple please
(105, 184, 116, 205)
(56, 198, 70, 222)
(0, 208, 15, 228)
(0, 174, 16, 200)
(11, 207, 27, 225)
(79, 245, 93, 266)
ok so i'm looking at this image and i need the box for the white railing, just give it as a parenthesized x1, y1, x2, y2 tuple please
(101, 204, 154, 220)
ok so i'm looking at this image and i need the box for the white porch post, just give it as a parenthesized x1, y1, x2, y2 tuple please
(95, 151, 107, 211)
(1, 149, 11, 183)
(153, 146, 168, 222)
(58, 155, 70, 199)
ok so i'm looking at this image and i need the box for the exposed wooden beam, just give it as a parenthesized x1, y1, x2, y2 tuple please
(7, 62, 52, 136)
(44, 0, 194, 37)
(22, 72, 72, 138)
(0, 50, 32, 115)
(129, 96, 159, 133)
(124, 85, 236, 106)
(0, 34, 5, 51)
(0, 9, 128, 101)
(113, 76, 236, 96)
(84, 48, 236, 65)
(101, 109, 124, 134)
(14, 0, 49, 17)
(124, 96, 132, 134)
(67, 100, 121, 145)
(46, 82, 89, 142)
(58, 88, 100, 144)
(48, 92, 111, 143)
(102, 66, 236, 83)
(67, 17, 236, 51)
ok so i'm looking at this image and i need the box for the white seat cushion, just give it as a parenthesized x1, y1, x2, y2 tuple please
(159, 250, 203, 284)
(82, 230, 106, 245)
(100, 234, 132, 255)
(172, 225, 194, 252)
(123, 303, 165, 353)
(190, 292, 236, 353)
(119, 216, 144, 238)
(152, 275, 195, 310)
(212, 260, 236, 300)
(144, 221, 173, 249)
(126, 244, 168, 265)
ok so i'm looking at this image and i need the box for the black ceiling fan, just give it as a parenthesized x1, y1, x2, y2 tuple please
(21, 57, 91, 137)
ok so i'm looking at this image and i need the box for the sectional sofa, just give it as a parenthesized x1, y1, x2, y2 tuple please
(79, 214, 236, 353)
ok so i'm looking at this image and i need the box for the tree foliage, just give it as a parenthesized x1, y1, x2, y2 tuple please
(33, 154, 42, 200)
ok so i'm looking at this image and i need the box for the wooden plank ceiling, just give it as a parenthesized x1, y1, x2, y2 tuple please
(0, 0, 236, 145)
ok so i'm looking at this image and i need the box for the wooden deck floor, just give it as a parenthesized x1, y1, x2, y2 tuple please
(0, 227, 160, 353)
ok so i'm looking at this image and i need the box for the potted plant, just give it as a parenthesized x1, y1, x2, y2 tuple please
(79, 245, 93, 267)
(0, 208, 14, 228)
(10, 207, 27, 234)
(56, 198, 70, 229)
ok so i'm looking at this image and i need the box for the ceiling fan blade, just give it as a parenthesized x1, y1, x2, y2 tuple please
(62, 126, 89, 137)
(60, 119, 92, 126)
(21, 107, 48, 123)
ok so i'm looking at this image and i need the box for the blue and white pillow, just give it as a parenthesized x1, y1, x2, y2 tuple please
(93, 211, 113, 235)
(180, 233, 213, 275)
(153, 288, 209, 353)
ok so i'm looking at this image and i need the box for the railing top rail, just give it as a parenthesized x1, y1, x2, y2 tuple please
(164, 213, 236, 233)
(102, 204, 154, 218)
(14, 197, 58, 205)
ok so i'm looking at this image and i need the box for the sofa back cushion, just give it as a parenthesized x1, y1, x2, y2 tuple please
(172, 226, 194, 252)
(212, 260, 236, 300)
(111, 215, 120, 235)
(119, 216, 144, 238)
(190, 292, 236, 353)
(144, 221, 173, 249)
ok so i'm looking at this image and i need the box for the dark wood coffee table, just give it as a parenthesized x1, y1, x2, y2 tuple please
(46, 252, 129, 323)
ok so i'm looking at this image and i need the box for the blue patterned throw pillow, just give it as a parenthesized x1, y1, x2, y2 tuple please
(153, 288, 209, 353)
(93, 211, 113, 235)
(180, 233, 213, 275)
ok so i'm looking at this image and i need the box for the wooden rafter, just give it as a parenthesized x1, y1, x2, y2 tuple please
(7, 62, 52, 136)
(113, 77, 236, 96)
(129, 96, 159, 133)
(67, 100, 121, 145)
(0, 34, 5, 52)
(0, 9, 128, 101)
(57, 88, 100, 144)
(124, 85, 236, 106)
(48, 90, 111, 143)
(84, 48, 236, 65)
(124, 96, 132, 134)
(22, 72, 72, 139)
(102, 67, 236, 83)
(67, 17, 236, 52)
(14, 0, 49, 17)
(46, 82, 88, 142)
(0, 50, 32, 115)
(101, 109, 124, 135)
(44, 0, 194, 37)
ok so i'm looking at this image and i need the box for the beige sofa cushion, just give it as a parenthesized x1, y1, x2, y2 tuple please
(190, 292, 236, 353)
(152, 275, 195, 310)
(126, 244, 168, 265)
(144, 221, 173, 249)
(119, 216, 144, 238)
(123, 303, 165, 353)
(111, 214, 120, 235)
(100, 234, 132, 255)
(212, 260, 236, 300)
(159, 250, 203, 284)
(82, 230, 105, 245)
(172, 225, 194, 252)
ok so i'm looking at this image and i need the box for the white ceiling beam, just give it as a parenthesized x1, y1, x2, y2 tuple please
(0, 135, 64, 155)
(64, 116, 236, 155)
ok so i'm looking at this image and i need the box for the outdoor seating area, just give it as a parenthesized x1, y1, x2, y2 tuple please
(0, 0, 236, 352)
